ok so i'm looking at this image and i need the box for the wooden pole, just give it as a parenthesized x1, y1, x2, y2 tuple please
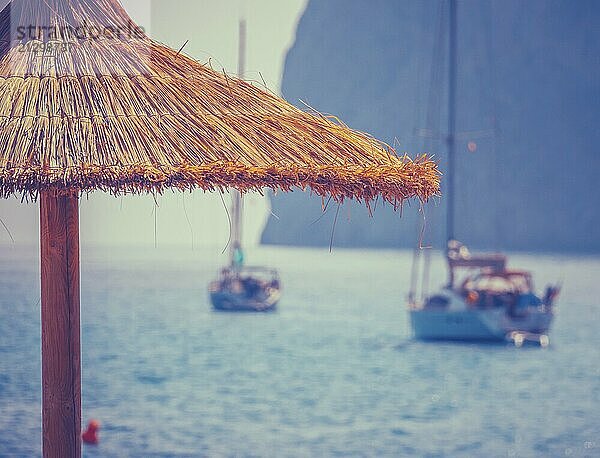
(40, 190, 81, 458)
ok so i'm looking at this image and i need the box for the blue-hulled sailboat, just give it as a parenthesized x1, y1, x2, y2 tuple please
(208, 20, 281, 312)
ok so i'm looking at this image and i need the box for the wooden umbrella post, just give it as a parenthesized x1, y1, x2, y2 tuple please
(40, 190, 81, 458)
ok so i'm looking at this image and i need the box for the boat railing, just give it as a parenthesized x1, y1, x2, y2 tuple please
(447, 240, 506, 286)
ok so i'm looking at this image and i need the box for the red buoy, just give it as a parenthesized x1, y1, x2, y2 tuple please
(82, 420, 100, 445)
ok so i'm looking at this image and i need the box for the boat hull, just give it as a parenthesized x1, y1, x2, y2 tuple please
(411, 309, 503, 341)
(410, 308, 553, 341)
(208, 266, 281, 313)
(209, 289, 280, 312)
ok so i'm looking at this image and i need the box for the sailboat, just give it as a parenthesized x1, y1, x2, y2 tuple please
(208, 20, 281, 312)
(408, 0, 559, 344)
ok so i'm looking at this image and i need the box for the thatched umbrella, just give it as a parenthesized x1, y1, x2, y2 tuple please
(0, 0, 440, 456)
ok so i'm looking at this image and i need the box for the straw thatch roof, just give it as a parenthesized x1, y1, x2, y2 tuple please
(0, 0, 440, 204)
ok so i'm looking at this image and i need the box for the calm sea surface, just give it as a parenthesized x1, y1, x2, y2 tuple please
(0, 245, 598, 457)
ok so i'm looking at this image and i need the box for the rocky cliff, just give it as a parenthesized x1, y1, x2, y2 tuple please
(261, 0, 600, 252)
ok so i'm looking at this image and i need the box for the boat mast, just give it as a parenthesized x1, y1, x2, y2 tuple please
(445, 0, 458, 287)
(230, 19, 246, 267)
(446, 0, 457, 244)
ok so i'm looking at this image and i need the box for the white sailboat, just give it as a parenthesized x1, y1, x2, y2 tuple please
(209, 20, 281, 312)
(408, 0, 559, 343)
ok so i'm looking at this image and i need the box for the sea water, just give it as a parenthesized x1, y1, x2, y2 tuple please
(0, 245, 598, 457)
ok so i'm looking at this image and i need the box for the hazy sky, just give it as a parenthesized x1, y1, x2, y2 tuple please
(0, 0, 307, 248)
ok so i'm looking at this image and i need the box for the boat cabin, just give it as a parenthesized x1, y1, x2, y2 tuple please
(447, 239, 506, 287)
(440, 240, 542, 313)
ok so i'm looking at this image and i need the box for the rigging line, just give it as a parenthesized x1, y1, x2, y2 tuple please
(485, 0, 501, 247)
(182, 193, 194, 251)
(218, 190, 233, 255)
(419, 1, 446, 295)
(153, 205, 157, 249)
(418, 202, 431, 250)
(410, 1, 429, 150)
(409, 1, 445, 299)
(408, 243, 420, 302)
(329, 203, 341, 253)
(150, 193, 161, 248)
(420, 245, 432, 301)
(415, 0, 445, 245)
(424, 0, 447, 141)
(152, 197, 158, 249)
